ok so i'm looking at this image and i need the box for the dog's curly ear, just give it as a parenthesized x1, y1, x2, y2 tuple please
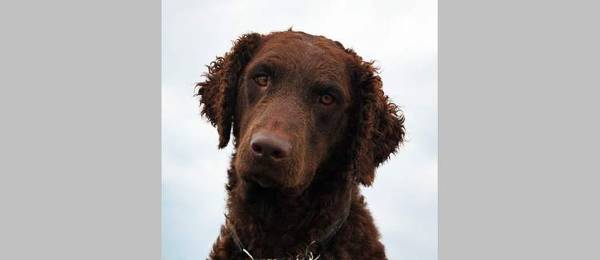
(348, 56, 406, 186)
(196, 33, 263, 148)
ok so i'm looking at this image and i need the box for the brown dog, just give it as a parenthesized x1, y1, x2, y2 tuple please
(197, 30, 405, 260)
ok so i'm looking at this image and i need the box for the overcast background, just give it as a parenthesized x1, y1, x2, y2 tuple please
(162, 0, 437, 259)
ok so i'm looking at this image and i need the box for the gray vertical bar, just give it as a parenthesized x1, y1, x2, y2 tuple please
(0, 1, 161, 259)
(440, 0, 600, 259)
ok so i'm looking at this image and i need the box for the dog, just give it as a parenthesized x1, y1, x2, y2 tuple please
(197, 29, 405, 259)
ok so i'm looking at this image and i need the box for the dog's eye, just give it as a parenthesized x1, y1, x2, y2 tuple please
(319, 93, 335, 105)
(253, 75, 269, 87)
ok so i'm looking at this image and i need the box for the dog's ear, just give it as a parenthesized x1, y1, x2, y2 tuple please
(196, 33, 263, 148)
(348, 56, 406, 186)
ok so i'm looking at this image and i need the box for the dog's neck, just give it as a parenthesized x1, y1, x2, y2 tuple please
(225, 165, 355, 258)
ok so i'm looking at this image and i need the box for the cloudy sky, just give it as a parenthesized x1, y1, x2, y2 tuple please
(162, 0, 437, 259)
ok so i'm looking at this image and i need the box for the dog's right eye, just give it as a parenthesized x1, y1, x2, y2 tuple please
(253, 75, 269, 87)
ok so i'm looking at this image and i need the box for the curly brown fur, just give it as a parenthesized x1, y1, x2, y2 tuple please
(196, 30, 405, 259)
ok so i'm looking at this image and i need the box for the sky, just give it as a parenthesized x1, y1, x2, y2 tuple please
(162, 0, 437, 259)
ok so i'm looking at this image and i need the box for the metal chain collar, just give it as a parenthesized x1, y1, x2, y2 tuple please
(239, 240, 321, 260)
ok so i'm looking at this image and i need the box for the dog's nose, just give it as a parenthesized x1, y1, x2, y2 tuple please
(250, 132, 291, 160)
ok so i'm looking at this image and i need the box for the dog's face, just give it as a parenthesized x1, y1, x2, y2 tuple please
(197, 31, 405, 191)
(234, 33, 353, 189)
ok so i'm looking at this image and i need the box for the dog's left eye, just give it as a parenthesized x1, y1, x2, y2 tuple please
(319, 93, 335, 105)
(253, 75, 269, 87)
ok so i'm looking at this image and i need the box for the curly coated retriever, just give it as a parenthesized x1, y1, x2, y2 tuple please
(197, 29, 405, 260)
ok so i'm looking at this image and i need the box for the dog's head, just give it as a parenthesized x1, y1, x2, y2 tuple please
(197, 30, 405, 191)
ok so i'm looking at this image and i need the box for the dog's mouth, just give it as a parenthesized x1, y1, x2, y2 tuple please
(242, 173, 310, 201)
(236, 153, 290, 189)
(242, 172, 277, 188)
